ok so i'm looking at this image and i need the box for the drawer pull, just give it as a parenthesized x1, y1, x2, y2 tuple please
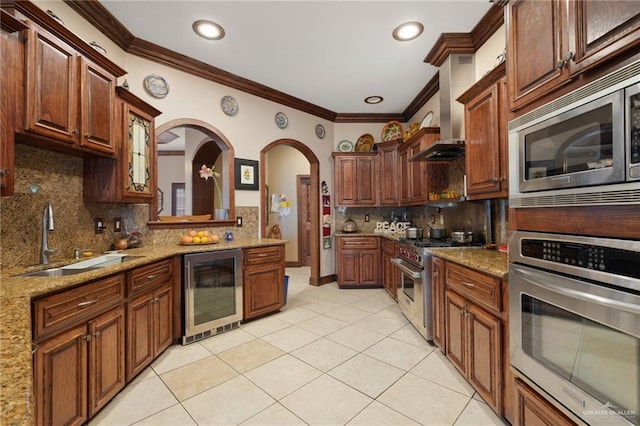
(77, 298, 100, 308)
(257, 253, 269, 257)
(461, 281, 475, 288)
(83, 335, 92, 342)
(146, 274, 158, 280)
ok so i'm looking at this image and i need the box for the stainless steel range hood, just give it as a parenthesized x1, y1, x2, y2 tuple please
(410, 54, 476, 161)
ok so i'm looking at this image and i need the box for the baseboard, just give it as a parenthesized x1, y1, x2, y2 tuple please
(310, 274, 336, 286)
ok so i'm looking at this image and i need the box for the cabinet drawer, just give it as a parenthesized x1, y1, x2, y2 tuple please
(245, 246, 283, 266)
(381, 238, 395, 253)
(338, 237, 379, 250)
(127, 259, 173, 295)
(446, 263, 501, 312)
(33, 274, 125, 339)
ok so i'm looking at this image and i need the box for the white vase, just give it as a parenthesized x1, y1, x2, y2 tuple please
(215, 208, 229, 220)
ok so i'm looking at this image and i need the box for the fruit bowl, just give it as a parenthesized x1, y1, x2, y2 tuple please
(179, 230, 219, 245)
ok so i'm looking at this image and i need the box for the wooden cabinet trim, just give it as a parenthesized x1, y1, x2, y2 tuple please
(446, 263, 502, 314)
(127, 259, 173, 296)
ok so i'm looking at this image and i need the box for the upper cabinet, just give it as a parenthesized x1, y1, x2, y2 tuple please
(332, 152, 378, 207)
(507, 0, 640, 113)
(84, 88, 161, 204)
(377, 140, 401, 206)
(458, 64, 508, 200)
(400, 129, 449, 206)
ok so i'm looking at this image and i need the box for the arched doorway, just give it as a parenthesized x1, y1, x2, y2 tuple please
(261, 140, 321, 286)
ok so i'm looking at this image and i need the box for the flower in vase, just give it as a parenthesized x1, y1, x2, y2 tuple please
(199, 164, 223, 209)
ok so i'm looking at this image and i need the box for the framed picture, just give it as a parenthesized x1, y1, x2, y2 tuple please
(235, 158, 259, 190)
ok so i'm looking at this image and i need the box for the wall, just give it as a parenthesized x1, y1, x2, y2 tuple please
(265, 145, 310, 262)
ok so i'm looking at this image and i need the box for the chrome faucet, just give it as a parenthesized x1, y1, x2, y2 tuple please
(41, 203, 58, 264)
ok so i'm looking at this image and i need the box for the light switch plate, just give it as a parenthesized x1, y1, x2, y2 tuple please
(236, 216, 243, 227)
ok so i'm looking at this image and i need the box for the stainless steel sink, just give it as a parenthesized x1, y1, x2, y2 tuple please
(15, 254, 145, 277)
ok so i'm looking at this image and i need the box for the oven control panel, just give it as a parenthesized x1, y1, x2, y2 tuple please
(521, 238, 640, 279)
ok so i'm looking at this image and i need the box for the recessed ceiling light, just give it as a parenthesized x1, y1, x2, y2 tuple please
(392, 21, 424, 41)
(364, 96, 384, 104)
(193, 20, 225, 40)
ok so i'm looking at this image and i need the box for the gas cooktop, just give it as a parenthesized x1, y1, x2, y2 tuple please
(398, 238, 483, 248)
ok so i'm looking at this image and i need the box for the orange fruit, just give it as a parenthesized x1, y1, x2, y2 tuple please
(188, 230, 197, 237)
(180, 235, 193, 244)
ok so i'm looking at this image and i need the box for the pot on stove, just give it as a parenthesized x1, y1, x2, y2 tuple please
(406, 226, 423, 239)
(425, 224, 446, 240)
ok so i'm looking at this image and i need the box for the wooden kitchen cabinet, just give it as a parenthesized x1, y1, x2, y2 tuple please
(458, 66, 508, 200)
(32, 275, 126, 426)
(444, 261, 505, 416)
(84, 88, 161, 203)
(399, 128, 449, 206)
(381, 238, 397, 300)
(243, 245, 285, 320)
(431, 256, 446, 351)
(377, 140, 401, 206)
(126, 260, 174, 380)
(21, 26, 119, 156)
(506, 0, 640, 113)
(513, 379, 576, 426)
(332, 152, 377, 206)
(336, 236, 381, 288)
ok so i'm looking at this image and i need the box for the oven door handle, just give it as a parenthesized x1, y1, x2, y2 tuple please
(391, 258, 423, 279)
(512, 264, 640, 315)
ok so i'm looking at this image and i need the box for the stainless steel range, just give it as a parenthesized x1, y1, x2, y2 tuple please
(392, 238, 478, 340)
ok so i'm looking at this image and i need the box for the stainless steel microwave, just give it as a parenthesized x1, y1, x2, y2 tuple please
(509, 60, 640, 208)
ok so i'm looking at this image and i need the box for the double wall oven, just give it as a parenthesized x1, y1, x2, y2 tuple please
(510, 231, 639, 425)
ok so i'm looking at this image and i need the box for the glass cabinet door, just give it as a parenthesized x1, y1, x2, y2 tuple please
(123, 105, 154, 199)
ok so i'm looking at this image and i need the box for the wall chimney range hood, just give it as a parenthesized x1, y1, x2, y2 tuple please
(410, 54, 476, 162)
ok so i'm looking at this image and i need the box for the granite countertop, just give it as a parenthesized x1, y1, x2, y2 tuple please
(0, 238, 286, 426)
(428, 248, 509, 278)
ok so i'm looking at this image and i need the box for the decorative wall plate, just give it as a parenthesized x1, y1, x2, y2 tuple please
(275, 112, 288, 129)
(355, 133, 374, 152)
(420, 111, 434, 128)
(338, 140, 354, 152)
(315, 124, 325, 139)
(143, 74, 169, 98)
(221, 95, 239, 116)
(381, 120, 403, 141)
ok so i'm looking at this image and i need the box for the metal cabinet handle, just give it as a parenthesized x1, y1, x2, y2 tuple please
(83, 335, 92, 342)
(146, 274, 158, 280)
(78, 297, 100, 308)
(84, 132, 91, 138)
(93, 331, 101, 338)
(257, 253, 269, 257)
(0, 168, 9, 177)
(461, 281, 475, 288)
(72, 128, 79, 134)
(32, 343, 38, 354)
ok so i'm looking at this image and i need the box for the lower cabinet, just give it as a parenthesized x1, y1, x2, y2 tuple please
(243, 245, 285, 320)
(336, 236, 381, 288)
(431, 256, 446, 351)
(514, 379, 576, 426)
(381, 238, 397, 300)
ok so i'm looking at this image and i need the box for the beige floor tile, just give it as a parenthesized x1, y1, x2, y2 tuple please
(378, 374, 470, 425)
(245, 354, 322, 399)
(410, 351, 475, 397)
(218, 339, 285, 373)
(355, 312, 409, 336)
(241, 316, 292, 337)
(260, 325, 320, 352)
(150, 342, 213, 375)
(290, 337, 358, 372)
(389, 324, 436, 350)
(241, 403, 307, 425)
(347, 401, 420, 425)
(182, 376, 275, 425)
(280, 375, 373, 425)
(351, 293, 396, 313)
(364, 337, 429, 371)
(295, 314, 349, 336)
(160, 354, 238, 401)
(133, 404, 196, 425)
(275, 305, 319, 324)
(454, 399, 507, 425)
(324, 305, 373, 324)
(302, 297, 344, 314)
(198, 328, 256, 354)
(327, 324, 385, 352)
(377, 304, 410, 322)
(89, 376, 177, 425)
(328, 354, 405, 398)
(128, 366, 157, 386)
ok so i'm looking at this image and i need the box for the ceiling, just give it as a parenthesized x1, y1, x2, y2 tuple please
(86, 1, 494, 116)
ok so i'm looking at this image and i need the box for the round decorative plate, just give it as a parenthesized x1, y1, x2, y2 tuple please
(381, 120, 403, 141)
(338, 140, 354, 152)
(275, 112, 288, 129)
(355, 133, 374, 152)
(420, 111, 434, 128)
(221, 95, 239, 116)
(315, 124, 325, 139)
(143, 74, 169, 98)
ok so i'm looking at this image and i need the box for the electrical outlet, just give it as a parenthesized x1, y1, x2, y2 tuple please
(114, 217, 122, 232)
(236, 216, 243, 227)
(364, 214, 370, 222)
(95, 218, 104, 234)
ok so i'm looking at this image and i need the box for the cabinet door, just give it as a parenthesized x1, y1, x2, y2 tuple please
(122, 103, 155, 200)
(24, 28, 78, 145)
(431, 257, 446, 351)
(382, 241, 397, 300)
(334, 156, 357, 205)
(154, 283, 174, 354)
(359, 249, 380, 285)
(409, 140, 426, 204)
(568, 1, 640, 76)
(467, 303, 502, 414)
(514, 379, 576, 426)
(126, 291, 154, 381)
(80, 58, 115, 155)
(356, 156, 377, 205)
(398, 146, 412, 205)
(378, 142, 399, 205)
(244, 264, 284, 319)
(507, 0, 570, 111)
(445, 290, 467, 375)
(34, 324, 87, 426)
(338, 251, 359, 285)
(88, 306, 125, 417)
(464, 83, 503, 198)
